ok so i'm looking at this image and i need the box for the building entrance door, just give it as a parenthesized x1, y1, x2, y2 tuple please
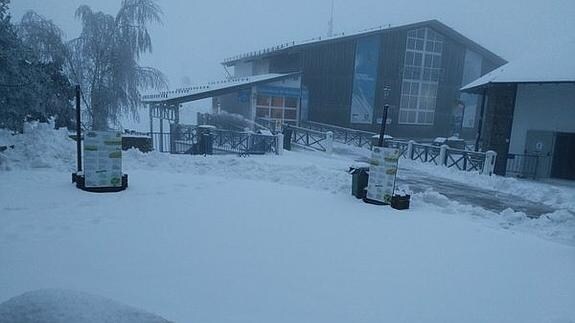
(524, 130, 555, 178)
(551, 132, 575, 180)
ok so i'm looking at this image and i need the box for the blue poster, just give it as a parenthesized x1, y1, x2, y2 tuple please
(350, 36, 380, 124)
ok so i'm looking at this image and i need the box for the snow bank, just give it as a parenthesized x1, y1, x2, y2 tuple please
(418, 190, 575, 246)
(1, 122, 573, 245)
(401, 159, 575, 213)
(0, 122, 76, 171)
(0, 289, 171, 323)
(123, 148, 352, 194)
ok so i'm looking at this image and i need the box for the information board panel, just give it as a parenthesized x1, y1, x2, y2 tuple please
(366, 147, 400, 204)
(84, 131, 123, 188)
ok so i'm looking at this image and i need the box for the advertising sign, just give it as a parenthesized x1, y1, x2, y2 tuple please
(84, 131, 123, 188)
(350, 36, 380, 124)
(366, 147, 400, 204)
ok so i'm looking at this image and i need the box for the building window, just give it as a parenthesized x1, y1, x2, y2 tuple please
(256, 94, 298, 124)
(399, 28, 444, 125)
(257, 95, 270, 106)
(285, 97, 298, 108)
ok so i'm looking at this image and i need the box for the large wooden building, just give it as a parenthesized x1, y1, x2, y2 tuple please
(218, 20, 506, 141)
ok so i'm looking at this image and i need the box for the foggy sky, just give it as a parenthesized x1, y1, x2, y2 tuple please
(9, 0, 575, 88)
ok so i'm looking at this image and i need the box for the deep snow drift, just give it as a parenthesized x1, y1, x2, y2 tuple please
(1, 123, 574, 323)
(0, 289, 171, 323)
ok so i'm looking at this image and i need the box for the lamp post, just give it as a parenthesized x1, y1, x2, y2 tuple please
(378, 85, 392, 147)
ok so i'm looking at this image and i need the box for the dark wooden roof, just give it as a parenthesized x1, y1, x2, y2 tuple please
(223, 20, 506, 67)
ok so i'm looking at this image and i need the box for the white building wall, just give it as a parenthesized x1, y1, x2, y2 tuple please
(509, 83, 575, 154)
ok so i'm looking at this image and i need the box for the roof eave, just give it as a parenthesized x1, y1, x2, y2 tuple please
(461, 80, 575, 94)
(143, 72, 302, 105)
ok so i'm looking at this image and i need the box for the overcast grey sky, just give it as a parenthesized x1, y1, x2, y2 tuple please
(9, 0, 575, 88)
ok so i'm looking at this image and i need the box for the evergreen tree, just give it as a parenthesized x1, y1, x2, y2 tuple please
(0, 1, 74, 131)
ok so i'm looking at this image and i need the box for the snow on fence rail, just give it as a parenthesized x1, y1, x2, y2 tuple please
(289, 121, 496, 175)
(284, 124, 333, 154)
(384, 140, 496, 175)
(147, 125, 281, 155)
(300, 121, 375, 149)
(210, 128, 279, 155)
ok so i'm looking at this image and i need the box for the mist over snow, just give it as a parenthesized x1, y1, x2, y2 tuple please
(9, 0, 575, 86)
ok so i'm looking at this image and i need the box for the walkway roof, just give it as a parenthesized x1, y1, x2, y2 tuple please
(141, 73, 301, 105)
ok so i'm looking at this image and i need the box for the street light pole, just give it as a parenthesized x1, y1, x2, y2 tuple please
(378, 104, 389, 147)
(378, 85, 392, 148)
(75, 85, 82, 172)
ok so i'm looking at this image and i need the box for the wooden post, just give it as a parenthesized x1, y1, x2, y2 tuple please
(159, 115, 164, 153)
(475, 89, 487, 152)
(149, 104, 154, 149)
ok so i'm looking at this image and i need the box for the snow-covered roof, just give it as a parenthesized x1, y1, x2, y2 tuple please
(462, 40, 575, 92)
(223, 19, 505, 67)
(141, 73, 300, 104)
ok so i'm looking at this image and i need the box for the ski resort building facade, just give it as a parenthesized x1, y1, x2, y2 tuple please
(217, 20, 506, 141)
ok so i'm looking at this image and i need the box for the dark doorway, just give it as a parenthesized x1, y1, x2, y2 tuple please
(551, 132, 575, 180)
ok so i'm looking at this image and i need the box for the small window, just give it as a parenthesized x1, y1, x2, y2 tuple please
(285, 97, 298, 108)
(410, 82, 419, 95)
(271, 96, 284, 107)
(432, 55, 441, 68)
(271, 108, 283, 119)
(413, 53, 423, 66)
(257, 95, 270, 106)
(256, 107, 269, 118)
(415, 40, 424, 50)
(408, 111, 416, 123)
(284, 109, 297, 120)
(416, 28, 426, 38)
(399, 110, 408, 123)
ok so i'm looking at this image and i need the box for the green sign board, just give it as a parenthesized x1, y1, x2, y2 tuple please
(366, 147, 400, 204)
(84, 131, 123, 188)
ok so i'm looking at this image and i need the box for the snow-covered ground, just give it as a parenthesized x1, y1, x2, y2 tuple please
(1, 123, 574, 322)
(0, 289, 171, 323)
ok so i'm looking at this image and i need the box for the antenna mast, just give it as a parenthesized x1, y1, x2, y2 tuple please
(327, 0, 334, 37)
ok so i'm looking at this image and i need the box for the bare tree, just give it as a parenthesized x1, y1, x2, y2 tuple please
(68, 0, 166, 130)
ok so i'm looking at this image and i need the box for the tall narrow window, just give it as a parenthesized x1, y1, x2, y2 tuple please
(399, 28, 444, 125)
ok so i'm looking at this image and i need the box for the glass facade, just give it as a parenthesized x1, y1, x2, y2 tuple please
(460, 49, 483, 129)
(399, 28, 444, 125)
(350, 36, 381, 124)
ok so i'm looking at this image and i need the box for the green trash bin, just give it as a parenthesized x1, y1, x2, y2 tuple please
(350, 166, 369, 199)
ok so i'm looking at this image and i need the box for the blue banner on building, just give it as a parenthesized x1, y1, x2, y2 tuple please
(256, 85, 301, 97)
(350, 36, 380, 124)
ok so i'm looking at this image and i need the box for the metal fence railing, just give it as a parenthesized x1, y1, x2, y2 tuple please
(255, 118, 282, 134)
(300, 120, 376, 149)
(149, 132, 172, 153)
(385, 140, 409, 158)
(445, 149, 487, 172)
(169, 125, 198, 154)
(148, 124, 280, 156)
(285, 125, 333, 153)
